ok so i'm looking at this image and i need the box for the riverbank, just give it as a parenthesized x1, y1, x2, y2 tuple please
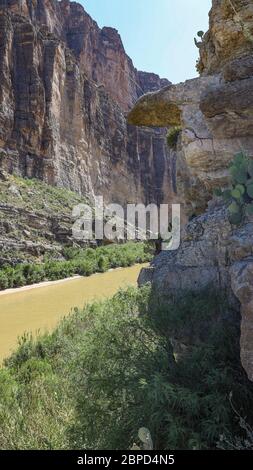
(1, 285, 252, 450)
(0, 264, 144, 297)
(0, 275, 82, 297)
(0, 242, 152, 291)
(0, 263, 148, 362)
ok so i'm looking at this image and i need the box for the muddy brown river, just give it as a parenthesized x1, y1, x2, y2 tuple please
(0, 264, 147, 362)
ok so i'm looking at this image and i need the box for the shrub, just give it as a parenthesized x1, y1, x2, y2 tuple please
(69, 288, 253, 450)
(12, 271, 26, 288)
(0, 272, 9, 290)
(197, 30, 204, 38)
(0, 242, 152, 291)
(97, 255, 110, 273)
(75, 259, 96, 276)
(1, 287, 253, 450)
(166, 127, 181, 150)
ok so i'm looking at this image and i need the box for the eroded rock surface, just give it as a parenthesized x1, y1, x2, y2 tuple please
(139, 205, 253, 380)
(198, 0, 253, 76)
(0, 0, 172, 206)
(231, 259, 253, 382)
(128, 72, 253, 216)
(131, 0, 253, 381)
(128, 0, 253, 217)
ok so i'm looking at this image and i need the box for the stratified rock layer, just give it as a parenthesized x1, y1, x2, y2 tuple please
(0, 0, 172, 206)
(130, 0, 253, 381)
(128, 0, 253, 217)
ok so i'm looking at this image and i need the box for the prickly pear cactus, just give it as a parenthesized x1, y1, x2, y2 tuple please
(214, 152, 253, 225)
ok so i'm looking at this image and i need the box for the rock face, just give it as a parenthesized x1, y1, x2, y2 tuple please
(128, 73, 253, 217)
(0, 0, 172, 206)
(198, 0, 253, 76)
(138, 203, 253, 381)
(128, 0, 253, 217)
(0, 172, 88, 264)
(231, 259, 253, 382)
(129, 0, 253, 381)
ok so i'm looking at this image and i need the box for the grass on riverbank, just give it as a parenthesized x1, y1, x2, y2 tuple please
(0, 286, 253, 449)
(0, 242, 152, 290)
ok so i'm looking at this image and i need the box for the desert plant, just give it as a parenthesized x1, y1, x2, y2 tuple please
(194, 31, 204, 49)
(197, 30, 204, 38)
(214, 152, 253, 225)
(166, 127, 181, 150)
(68, 289, 253, 450)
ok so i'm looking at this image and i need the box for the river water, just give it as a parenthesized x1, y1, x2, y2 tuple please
(0, 264, 147, 362)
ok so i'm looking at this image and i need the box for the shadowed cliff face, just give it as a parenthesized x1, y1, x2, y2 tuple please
(0, 0, 173, 206)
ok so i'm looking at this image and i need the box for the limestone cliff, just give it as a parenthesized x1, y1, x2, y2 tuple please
(198, 0, 253, 76)
(129, 0, 253, 217)
(129, 0, 253, 381)
(0, 0, 172, 206)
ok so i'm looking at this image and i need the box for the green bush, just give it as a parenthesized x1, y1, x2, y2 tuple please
(97, 255, 110, 273)
(197, 30, 204, 38)
(166, 127, 181, 150)
(12, 271, 26, 288)
(0, 359, 72, 449)
(2, 287, 253, 450)
(69, 289, 253, 450)
(75, 259, 96, 276)
(0, 272, 9, 290)
(0, 242, 152, 291)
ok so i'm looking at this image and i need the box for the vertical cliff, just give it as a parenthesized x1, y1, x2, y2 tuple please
(128, 0, 253, 382)
(0, 0, 172, 205)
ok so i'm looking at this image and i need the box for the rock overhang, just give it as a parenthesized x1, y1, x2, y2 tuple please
(127, 86, 181, 127)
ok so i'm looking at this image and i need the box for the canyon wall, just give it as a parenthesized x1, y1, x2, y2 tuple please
(129, 0, 253, 381)
(0, 0, 172, 206)
(129, 0, 253, 217)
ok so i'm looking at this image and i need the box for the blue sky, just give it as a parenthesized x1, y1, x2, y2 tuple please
(80, 0, 212, 84)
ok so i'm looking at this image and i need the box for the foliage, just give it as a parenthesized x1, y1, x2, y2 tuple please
(0, 242, 152, 290)
(0, 173, 89, 264)
(166, 127, 181, 150)
(1, 287, 253, 450)
(214, 152, 253, 225)
(0, 174, 86, 214)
